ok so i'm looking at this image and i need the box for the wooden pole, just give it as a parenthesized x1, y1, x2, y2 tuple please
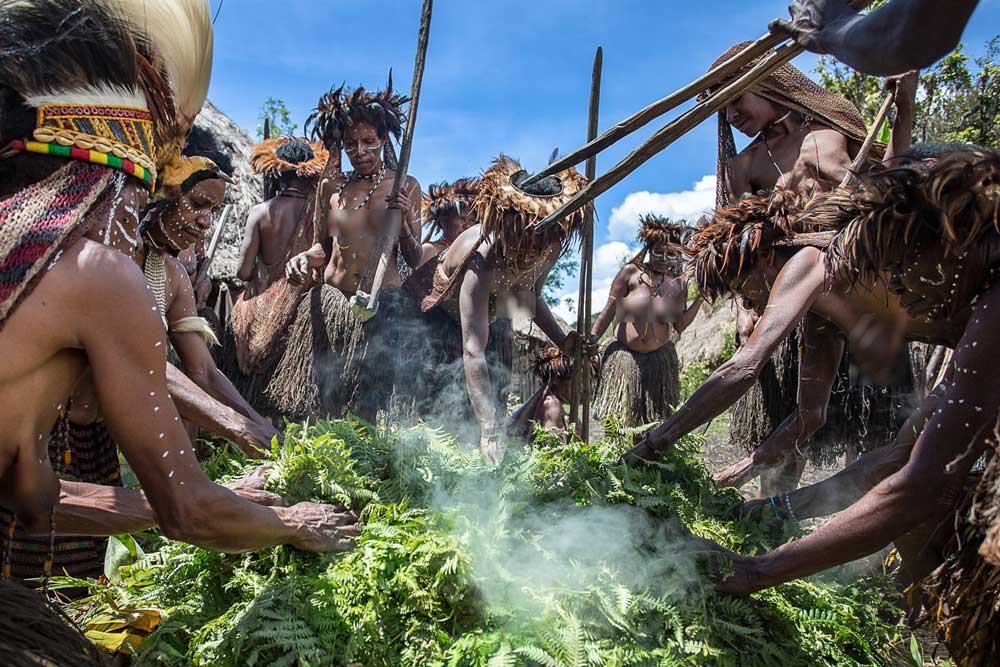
(523, 0, 873, 188)
(351, 0, 433, 320)
(570, 47, 602, 440)
(839, 88, 895, 188)
(531, 40, 806, 232)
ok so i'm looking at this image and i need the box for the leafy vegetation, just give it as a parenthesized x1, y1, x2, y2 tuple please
(816, 34, 1000, 148)
(256, 97, 299, 140)
(62, 419, 904, 666)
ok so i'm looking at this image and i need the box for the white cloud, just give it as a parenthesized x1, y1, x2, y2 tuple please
(607, 175, 716, 241)
(551, 276, 615, 324)
(593, 241, 634, 281)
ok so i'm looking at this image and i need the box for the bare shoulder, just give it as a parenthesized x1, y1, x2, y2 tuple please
(404, 174, 421, 193)
(801, 127, 849, 157)
(160, 252, 189, 285)
(247, 200, 269, 222)
(776, 247, 826, 284)
(70, 240, 156, 314)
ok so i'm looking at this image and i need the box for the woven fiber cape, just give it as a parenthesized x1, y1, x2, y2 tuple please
(0, 162, 115, 332)
(709, 41, 871, 207)
(815, 149, 1000, 287)
(413, 156, 590, 315)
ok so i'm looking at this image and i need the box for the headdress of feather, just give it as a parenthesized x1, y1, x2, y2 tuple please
(249, 137, 330, 179)
(473, 155, 590, 258)
(423, 177, 479, 235)
(689, 190, 816, 301)
(818, 148, 1000, 287)
(305, 74, 408, 170)
(637, 214, 687, 249)
(0, 0, 213, 191)
(532, 346, 573, 385)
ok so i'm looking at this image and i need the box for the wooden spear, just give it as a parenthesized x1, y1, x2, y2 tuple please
(351, 0, 433, 322)
(569, 46, 603, 441)
(523, 0, 874, 190)
(839, 87, 896, 188)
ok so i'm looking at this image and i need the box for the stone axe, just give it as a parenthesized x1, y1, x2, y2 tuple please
(350, 0, 433, 323)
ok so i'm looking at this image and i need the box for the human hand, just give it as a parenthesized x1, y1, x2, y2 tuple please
(620, 431, 666, 466)
(887, 70, 919, 113)
(281, 502, 360, 553)
(224, 464, 286, 507)
(193, 274, 212, 309)
(233, 420, 278, 459)
(480, 426, 506, 465)
(769, 0, 860, 55)
(387, 188, 417, 227)
(286, 252, 311, 286)
(710, 547, 772, 596)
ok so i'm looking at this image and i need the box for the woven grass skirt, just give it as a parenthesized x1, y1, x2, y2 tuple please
(593, 340, 680, 427)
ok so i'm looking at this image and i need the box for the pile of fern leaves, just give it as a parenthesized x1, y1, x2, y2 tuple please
(61, 419, 905, 666)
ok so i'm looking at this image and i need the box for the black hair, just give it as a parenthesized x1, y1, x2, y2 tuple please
(275, 139, 314, 166)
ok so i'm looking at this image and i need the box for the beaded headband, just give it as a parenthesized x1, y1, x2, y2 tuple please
(6, 102, 157, 188)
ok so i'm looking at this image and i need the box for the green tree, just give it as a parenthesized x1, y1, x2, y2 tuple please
(816, 35, 1000, 148)
(256, 97, 299, 139)
(542, 254, 579, 309)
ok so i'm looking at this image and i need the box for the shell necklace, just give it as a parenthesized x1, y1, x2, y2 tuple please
(337, 164, 386, 210)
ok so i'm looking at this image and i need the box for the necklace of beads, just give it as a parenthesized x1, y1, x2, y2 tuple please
(639, 267, 667, 297)
(337, 164, 386, 210)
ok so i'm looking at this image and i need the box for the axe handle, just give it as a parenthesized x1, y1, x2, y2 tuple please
(367, 209, 403, 305)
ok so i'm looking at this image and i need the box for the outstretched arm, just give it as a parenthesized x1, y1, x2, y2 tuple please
(236, 204, 264, 282)
(166, 364, 271, 457)
(770, 369, 946, 521)
(673, 281, 703, 335)
(772, 0, 979, 75)
(166, 256, 276, 451)
(50, 467, 287, 537)
(716, 282, 1000, 595)
(78, 250, 355, 553)
(715, 313, 844, 488)
(627, 248, 827, 462)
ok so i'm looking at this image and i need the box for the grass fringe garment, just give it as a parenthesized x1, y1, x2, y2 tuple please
(593, 340, 679, 427)
(918, 454, 1000, 667)
(0, 579, 106, 667)
(267, 283, 371, 419)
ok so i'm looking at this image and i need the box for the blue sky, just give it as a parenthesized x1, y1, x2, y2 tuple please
(207, 0, 1000, 321)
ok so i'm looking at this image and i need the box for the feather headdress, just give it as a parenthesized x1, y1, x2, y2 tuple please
(531, 346, 573, 384)
(306, 74, 408, 169)
(0, 0, 212, 190)
(473, 155, 590, 258)
(818, 148, 1000, 287)
(689, 190, 814, 302)
(423, 177, 479, 235)
(637, 214, 687, 249)
(249, 137, 330, 179)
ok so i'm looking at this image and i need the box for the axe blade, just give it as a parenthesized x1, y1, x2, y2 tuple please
(350, 292, 378, 323)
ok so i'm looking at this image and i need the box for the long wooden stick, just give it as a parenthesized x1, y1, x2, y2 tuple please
(570, 46, 602, 439)
(531, 41, 801, 231)
(524, 0, 873, 189)
(839, 88, 895, 188)
(352, 0, 432, 319)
